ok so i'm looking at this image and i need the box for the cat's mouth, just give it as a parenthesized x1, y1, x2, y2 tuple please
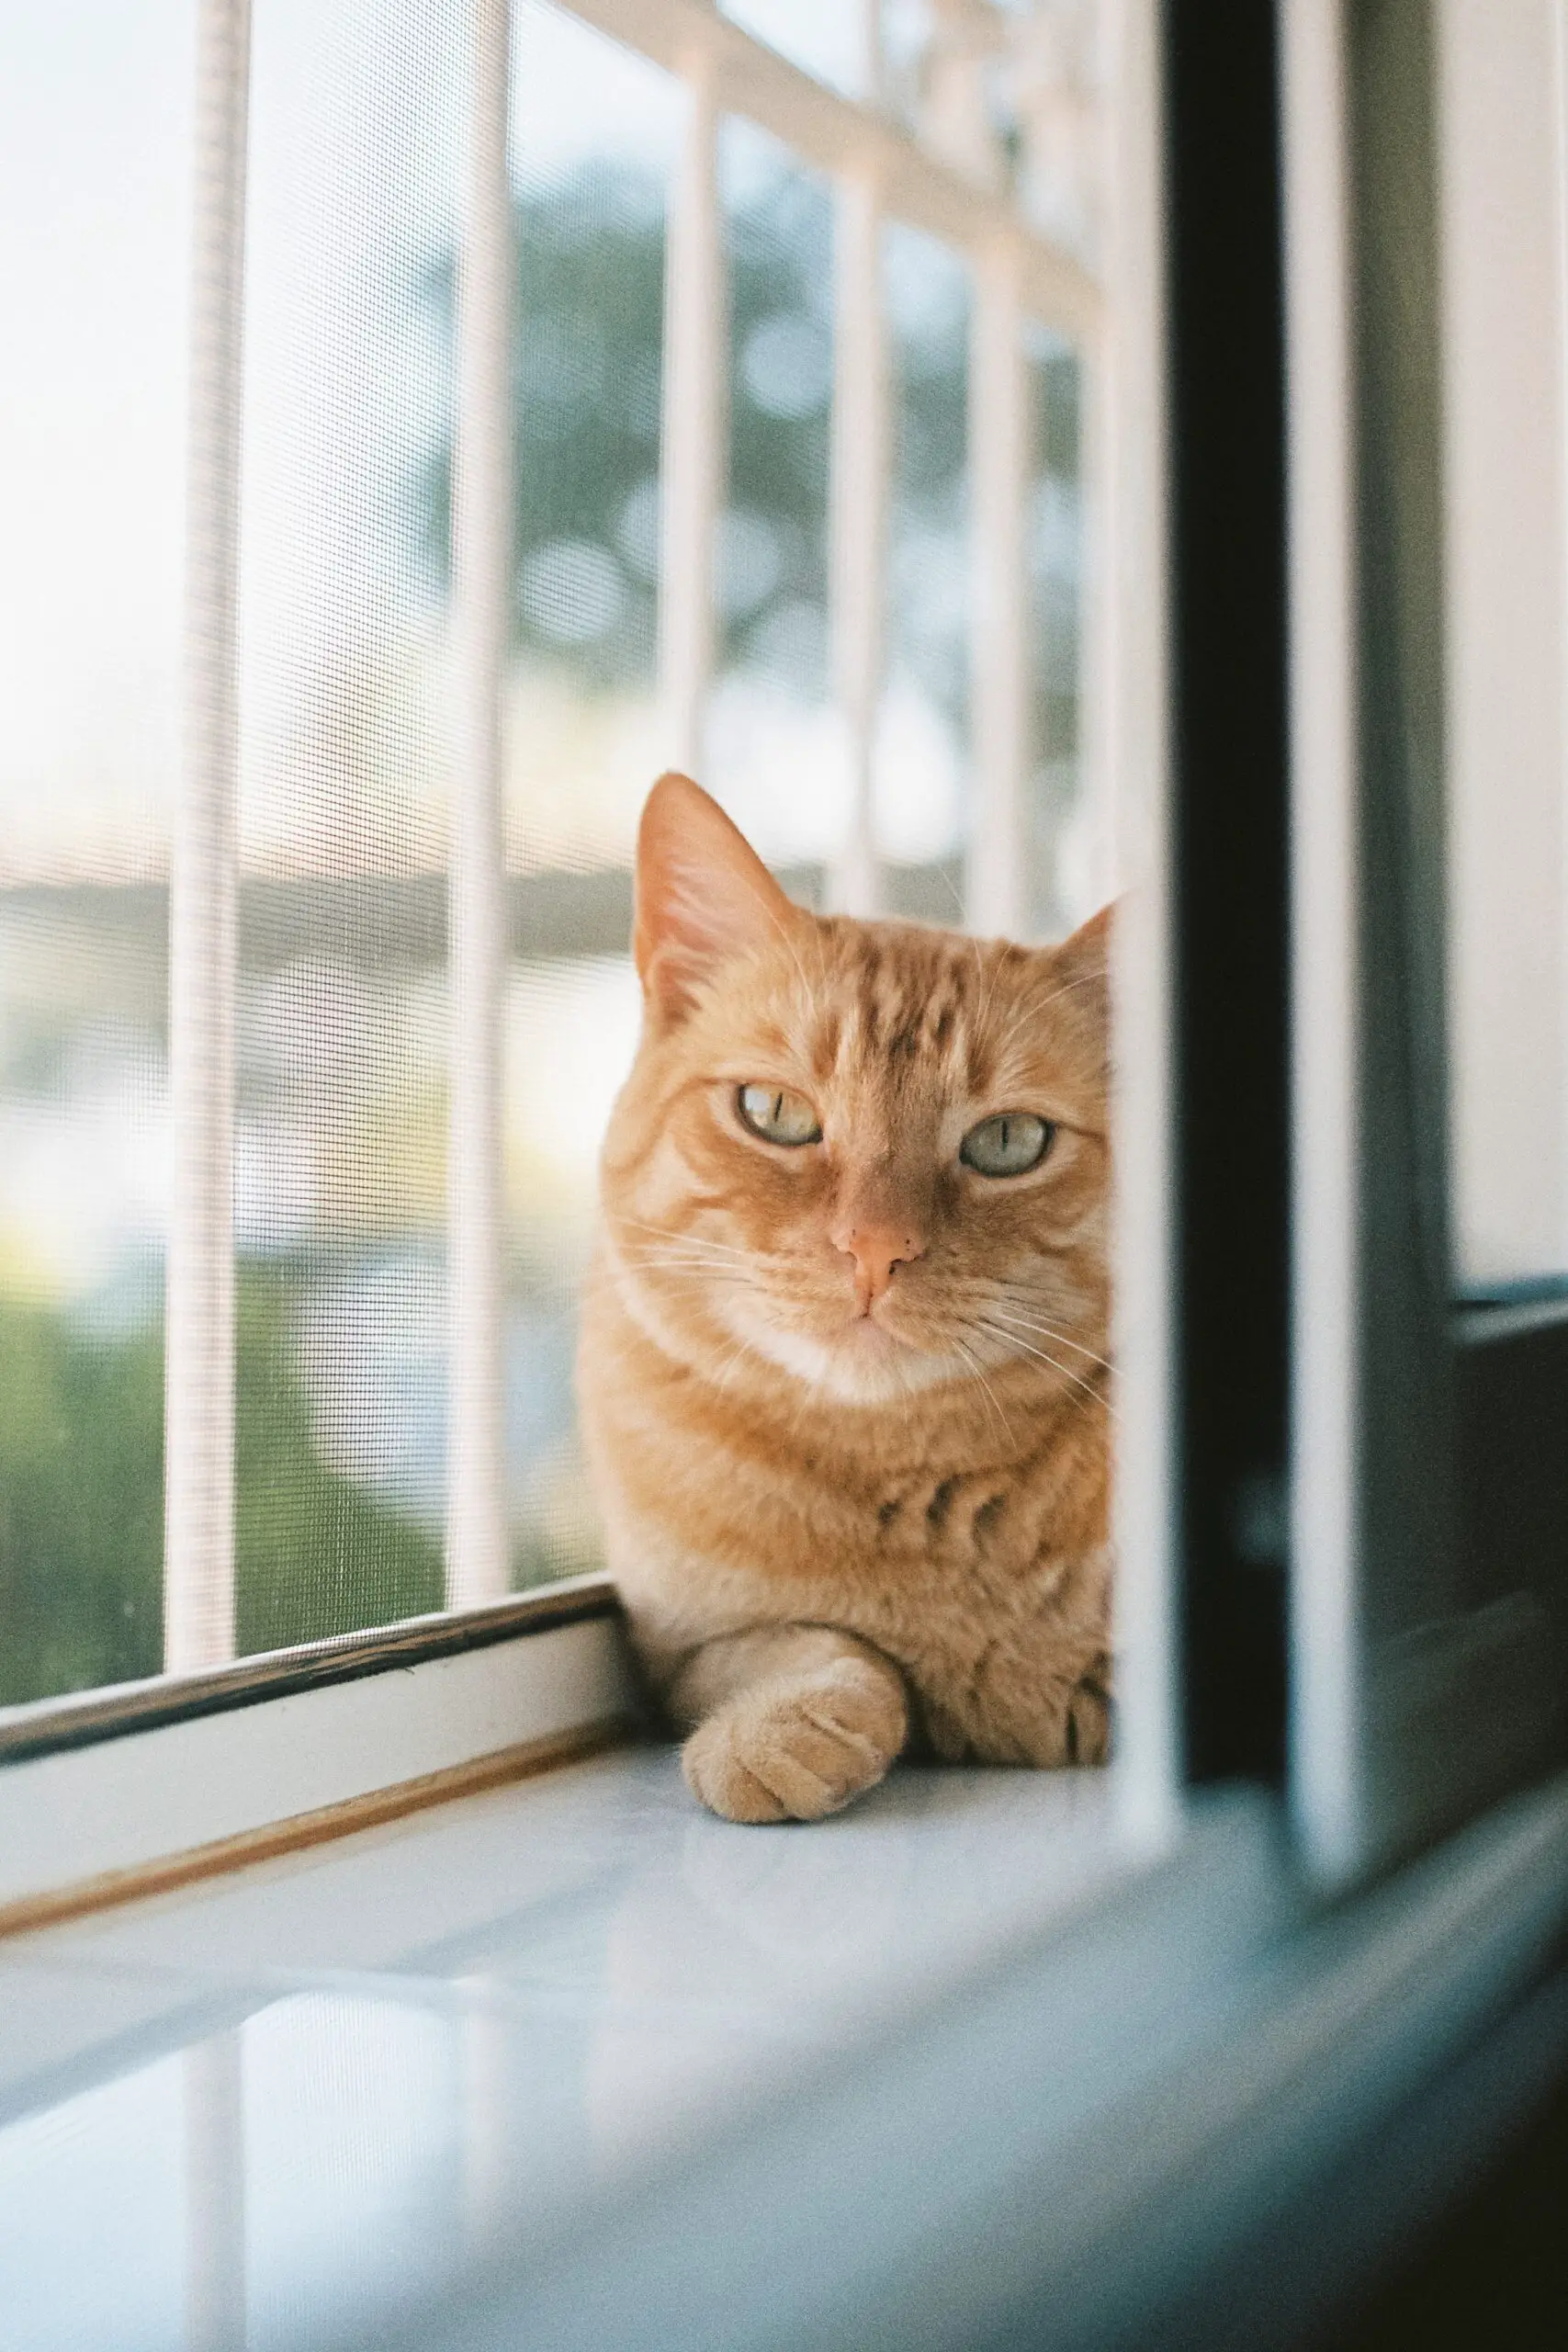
(709, 1283, 960, 1401)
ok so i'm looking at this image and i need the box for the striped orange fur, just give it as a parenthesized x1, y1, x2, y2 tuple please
(578, 773, 1112, 1822)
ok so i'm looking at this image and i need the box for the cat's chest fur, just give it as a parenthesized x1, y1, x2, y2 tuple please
(583, 1281, 1111, 1766)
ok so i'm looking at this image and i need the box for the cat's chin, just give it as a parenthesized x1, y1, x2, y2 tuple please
(729, 1310, 964, 1405)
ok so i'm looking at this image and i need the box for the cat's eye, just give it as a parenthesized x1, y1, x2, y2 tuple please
(960, 1112, 1055, 1178)
(736, 1084, 822, 1147)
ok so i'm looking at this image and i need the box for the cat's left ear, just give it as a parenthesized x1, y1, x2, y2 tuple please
(634, 772, 804, 1022)
(1051, 900, 1114, 1063)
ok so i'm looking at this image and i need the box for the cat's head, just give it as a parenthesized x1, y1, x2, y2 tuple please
(598, 773, 1111, 1408)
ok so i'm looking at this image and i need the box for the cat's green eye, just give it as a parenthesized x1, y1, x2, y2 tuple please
(736, 1084, 822, 1147)
(960, 1112, 1055, 1178)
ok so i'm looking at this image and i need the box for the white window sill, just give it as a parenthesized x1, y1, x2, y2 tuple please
(4, 1737, 1567, 2350)
(1, 1745, 1134, 2348)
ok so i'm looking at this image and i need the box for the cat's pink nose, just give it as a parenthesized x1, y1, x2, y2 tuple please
(833, 1221, 925, 1312)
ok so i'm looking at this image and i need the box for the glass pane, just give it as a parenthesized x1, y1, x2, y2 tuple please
(1328, 0, 1568, 1871)
(720, 0, 870, 97)
(878, 220, 970, 922)
(501, 6, 680, 1586)
(233, 0, 461, 1648)
(0, 0, 192, 1702)
(1024, 324, 1088, 941)
(707, 119, 839, 877)
(1440, 0, 1568, 1297)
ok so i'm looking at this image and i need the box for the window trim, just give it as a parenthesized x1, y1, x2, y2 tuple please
(0, 1573, 619, 1766)
(0, 1589, 632, 1932)
(1286, 0, 1568, 1885)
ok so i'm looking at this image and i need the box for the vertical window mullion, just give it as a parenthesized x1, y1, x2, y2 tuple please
(828, 161, 889, 918)
(659, 14, 725, 778)
(1077, 323, 1119, 915)
(164, 0, 250, 1677)
(965, 236, 1031, 938)
(1165, 0, 1291, 1788)
(1105, 0, 1181, 1842)
(446, 0, 513, 1611)
(1280, 0, 1360, 1879)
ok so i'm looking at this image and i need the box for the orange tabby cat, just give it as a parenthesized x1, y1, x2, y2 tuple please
(578, 772, 1112, 1823)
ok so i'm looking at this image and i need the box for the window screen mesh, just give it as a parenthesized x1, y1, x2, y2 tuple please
(879, 221, 971, 921)
(232, 0, 460, 1648)
(707, 119, 839, 881)
(1023, 327, 1087, 940)
(0, 0, 191, 1702)
(499, 7, 678, 1585)
(2, 0, 1090, 1708)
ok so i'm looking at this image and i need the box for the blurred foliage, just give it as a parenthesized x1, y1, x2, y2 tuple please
(417, 160, 987, 697)
(0, 1270, 442, 1707)
(233, 1264, 442, 1655)
(0, 161, 1089, 1713)
(0, 1298, 164, 1703)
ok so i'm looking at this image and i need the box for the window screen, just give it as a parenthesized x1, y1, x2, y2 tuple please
(880, 221, 971, 922)
(234, 0, 462, 1651)
(499, 8, 679, 1587)
(708, 119, 838, 880)
(3, 0, 1100, 1718)
(0, 0, 191, 1702)
(1024, 326, 1088, 941)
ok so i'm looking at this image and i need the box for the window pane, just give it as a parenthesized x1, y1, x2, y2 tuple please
(1440, 0, 1568, 1296)
(233, 0, 461, 1648)
(503, 6, 680, 1584)
(1024, 327, 1089, 941)
(720, 0, 870, 98)
(707, 119, 839, 876)
(878, 221, 970, 921)
(0, 0, 192, 1701)
(1, 0, 1133, 1754)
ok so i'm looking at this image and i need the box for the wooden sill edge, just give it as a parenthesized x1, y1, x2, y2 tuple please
(0, 1714, 634, 1942)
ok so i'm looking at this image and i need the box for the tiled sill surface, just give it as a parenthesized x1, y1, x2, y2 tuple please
(0, 1745, 1129, 2352)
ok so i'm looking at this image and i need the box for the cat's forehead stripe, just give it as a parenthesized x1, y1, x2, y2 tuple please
(763, 920, 1076, 1104)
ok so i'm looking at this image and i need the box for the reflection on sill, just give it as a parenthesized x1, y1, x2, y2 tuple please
(0, 1747, 1133, 2347)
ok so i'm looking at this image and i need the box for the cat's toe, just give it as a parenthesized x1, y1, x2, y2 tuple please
(682, 1658, 908, 1824)
(1063, 1671, 1111, 1766)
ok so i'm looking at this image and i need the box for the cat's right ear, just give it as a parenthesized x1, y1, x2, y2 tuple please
(634, 773, 801, 1021)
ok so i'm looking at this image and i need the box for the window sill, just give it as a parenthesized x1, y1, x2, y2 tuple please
(0, 1579, 629, 1931)
(5, 1737, 1567, 2349)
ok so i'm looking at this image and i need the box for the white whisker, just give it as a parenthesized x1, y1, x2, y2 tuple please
(953, 1337, 1016, 1448)
(975, 1317, 1114, 1416)
(612, 1215, 750, 1261)
(983, 1307, 1113, 1376)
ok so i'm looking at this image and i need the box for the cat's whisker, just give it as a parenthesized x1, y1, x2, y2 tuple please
(615, 1244, 751, 1273)
(982, 1307, 1114, 1376)
(733, 874, 821, 1010)
(974, 1317, 1115, 1416)
(705, 1332, 756, 1395)
(630, 1240, 751, 1266)
(612, 1216, 751, 1261)
(623, 1260, 746, 1285)
(972, 933, 1009, 1045)
(988, 968, 1106, 1055)
(953, 1337, 1017, 1448)
(616, 1252, 750, 1287)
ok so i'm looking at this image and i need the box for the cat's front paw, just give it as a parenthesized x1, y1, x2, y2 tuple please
(682, 1656, 908, 1824)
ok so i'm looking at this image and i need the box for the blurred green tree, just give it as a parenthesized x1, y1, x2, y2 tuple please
(414, 160, 970, 702)
(0, 1272, 441, 1706)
